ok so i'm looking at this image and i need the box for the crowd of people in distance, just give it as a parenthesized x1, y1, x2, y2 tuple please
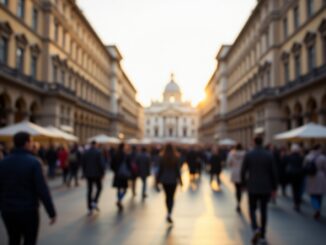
(0, 132, 326, 245)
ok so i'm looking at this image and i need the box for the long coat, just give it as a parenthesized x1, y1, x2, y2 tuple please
(227, 150, 245, 183)
(111, 152, 131, 188)
(304, 151, 326, 195)
(209, 153, 222, 174)
(136, 152, 151, 179)
(241, 147, 278, 194)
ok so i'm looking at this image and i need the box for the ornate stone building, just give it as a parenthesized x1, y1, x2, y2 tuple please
(199, 0, 326, 146)
(107, 45, 144, 140)
(0, 0, 142, 142)
(145, 75, 198, 142)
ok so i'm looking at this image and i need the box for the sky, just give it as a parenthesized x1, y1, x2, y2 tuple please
(77, 0, 257, 106)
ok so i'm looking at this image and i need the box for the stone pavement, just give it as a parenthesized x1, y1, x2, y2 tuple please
(1, 170, 326, 245)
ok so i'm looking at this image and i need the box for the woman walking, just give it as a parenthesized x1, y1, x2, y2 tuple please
(304, 145, 326, 219)
(227, 143, 245, 213)
(285, 144, 304, 212)
(157, 143, 183, 224)
(111, 143, 131, 212)
(209, 146, 223, 188)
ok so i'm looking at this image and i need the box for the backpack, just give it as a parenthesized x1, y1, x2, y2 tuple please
(304, 156, 318, 176)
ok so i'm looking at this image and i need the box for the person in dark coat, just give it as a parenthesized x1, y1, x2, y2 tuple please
(129, 145, 138, 197)
(284, 144, 304, 212)
(209, 146, 223, 187)
(186, 147, 199, 181)
(241, 136, 277, 245)
(0, 132, 56, 245)
(45, 143, 58, 178)
(67, 143, 81, 187)
(136, 147, 151, 199)
(82, 141, 105, 215)
(157, 143, 183, 224)
(111, 143, 132, 211)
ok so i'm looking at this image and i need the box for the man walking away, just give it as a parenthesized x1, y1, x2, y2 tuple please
(136, 147, 151, 199)
(0, 132, 56, 245)
(241, 136, 277, 245)
(45, 142, 58, 179)
(82, 141, 105, 215)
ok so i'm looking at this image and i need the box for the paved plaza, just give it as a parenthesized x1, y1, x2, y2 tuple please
(1, 171, 326, 245)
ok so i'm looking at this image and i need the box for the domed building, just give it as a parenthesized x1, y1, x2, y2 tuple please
(144, 74, 198, 143)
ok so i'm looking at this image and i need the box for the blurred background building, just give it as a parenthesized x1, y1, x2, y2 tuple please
(0, 0, 143, 142)
(199, 0, 326, 146)
(144, 74, 198, 143)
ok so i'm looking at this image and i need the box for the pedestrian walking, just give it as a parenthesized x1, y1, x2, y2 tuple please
(67, 144, 81, 187)
(284, 144, 304, 212)
(136, 147, 151, 199)
(45, 143, 58, 178)
(157, 143, 183, 224)
(0, 132, 56, 245)
(304, 144, 326, 220)
(82, 141, 105, 215)
(241, 136, 277, 245)
(227, 143, 246, 213)
(186, 147, 199, 181)
(58, 145, 69, 185)
(209, 146, 223, 188)
(111, 143, 132, 211)
(129, 145, 138, 196)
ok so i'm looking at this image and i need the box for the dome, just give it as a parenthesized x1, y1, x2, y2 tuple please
(164, 80, 180, 93)
(164, 74, 181, 93)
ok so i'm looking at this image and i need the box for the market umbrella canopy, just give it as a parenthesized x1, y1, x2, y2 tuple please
(275, 123, 326, 141)
(218, 138, 236, 146)
(0, 121, 57, 140)
(126, 138, 139, 144)
(88, 134, 120, 144)
(46, 126, 78, 142)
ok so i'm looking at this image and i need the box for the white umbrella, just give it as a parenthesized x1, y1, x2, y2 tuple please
(126, 138, 139, 144)
(88, 134, 120, 144)
(0, 121, 57, 140)
(46, 126, 78, 142)
(218, 138, 236, 146)
(275, 123, 326, 141)
(138, 138, 152, 145)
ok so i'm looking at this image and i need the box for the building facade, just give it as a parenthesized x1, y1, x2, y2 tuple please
(199, 0, 326, 146)
(0, 0, 142, 142)
(107, 45, 144, 140)
(145, 75, 198, 143)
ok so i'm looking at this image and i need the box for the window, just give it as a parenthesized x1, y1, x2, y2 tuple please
(62, 31, 66, 48)
(61, 70, 65, 84)
(154, 127, 158, 137)
(307, 0, 314, 18)
(17, 0, 25, 19)
(30, 55, 37, 79)
(284, 60, 289, 82)
(16, 47, 24, 73)
(183, 127, 187, 137)
(0, 37, 8, 64)
(283, 17, 288, 39)
(0, 0, 8, 6)
(54, 22, 59, 42)
(308, 45, 316, 72)
(32, 8, 38, 31)
(53, 64, 58, 82)
(293, 6, 300, 30)
(323, 35, 326, 64)
(294, 54, 301, 80)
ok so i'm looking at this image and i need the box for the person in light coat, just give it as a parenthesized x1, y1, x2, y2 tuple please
(304, 144, 326, 220)
(227, 143, 246, 213)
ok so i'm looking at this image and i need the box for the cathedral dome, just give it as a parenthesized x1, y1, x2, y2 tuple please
(163, 73, 182, 103)
(164, 79, 181, 93)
